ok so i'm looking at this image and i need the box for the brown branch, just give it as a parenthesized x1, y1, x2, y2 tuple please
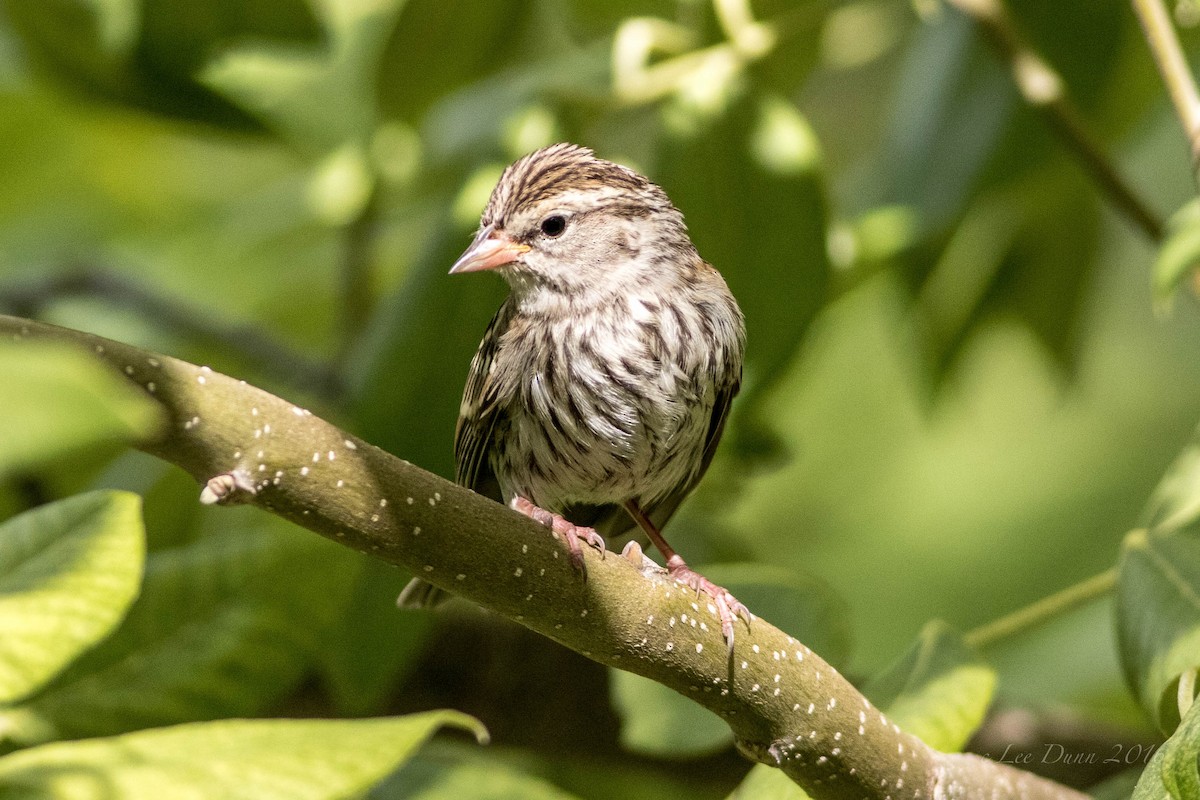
(947, 0, 1165, 240)
(0, 314, 1090, 800)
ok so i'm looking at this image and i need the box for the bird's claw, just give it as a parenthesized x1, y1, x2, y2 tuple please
(665, 556, 752, 655)
(511, 496, 606, 578)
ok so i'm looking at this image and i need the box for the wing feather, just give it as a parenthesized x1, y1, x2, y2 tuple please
(453, 301, 513, 499)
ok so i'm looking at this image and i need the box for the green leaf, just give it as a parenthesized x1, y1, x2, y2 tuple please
(911, 165, 1100, 381)
(1009, 1, 1125, 116)
(1117, 525, 1200, 733)
(71, 0, 141, 54)
(863, 621, 996, 753)
(871, 7, 1108, 377)
(725, 764, 810, 800)
(200, 0, 405, 149)
(0, 491, 144, 704)
(418, 44, 610, 163)
(1132, 696, 1200, 799)
(373, 749, 580, 800)
(0, 711, 486, 800)
(1143, 423, 1200, 533)
(0, 515, 356, 746)
(868, 10, 1011, 227)
(378, 0, 542, 125)
(0, 341, 164, 480)
(842, 205, 925, 273)
(658, 91, 831, 408)
(1154, 199, 1200, 310)
(1090, 769, 1145, 800)
(316, 557, 433, 716)
(973, 169, 1100, 370)
(612, 563, 849, 758)
(5, 0, 321, 125)
(609, 673, 730, 758)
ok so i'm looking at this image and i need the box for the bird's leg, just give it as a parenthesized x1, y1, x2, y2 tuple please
(510, 496, 606, 576)
(623, 500, 751, 653)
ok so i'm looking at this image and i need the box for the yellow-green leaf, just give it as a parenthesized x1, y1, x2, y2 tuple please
(0, 491, 145, 704)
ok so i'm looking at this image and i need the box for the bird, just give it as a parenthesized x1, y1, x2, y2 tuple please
(398, 143, 750, 647)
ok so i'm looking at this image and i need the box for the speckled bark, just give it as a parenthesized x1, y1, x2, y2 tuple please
(1, 315, 1089, 800)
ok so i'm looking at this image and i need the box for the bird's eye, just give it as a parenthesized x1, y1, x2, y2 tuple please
(539, 215, 567, 238)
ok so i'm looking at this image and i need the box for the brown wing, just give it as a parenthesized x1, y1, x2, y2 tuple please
(453, 301, 513, 500)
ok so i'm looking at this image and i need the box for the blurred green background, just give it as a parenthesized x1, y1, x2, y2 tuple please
(1, 0, 1199, 796)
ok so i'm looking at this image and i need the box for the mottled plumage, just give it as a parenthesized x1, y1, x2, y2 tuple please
(399, 144, 748, 643)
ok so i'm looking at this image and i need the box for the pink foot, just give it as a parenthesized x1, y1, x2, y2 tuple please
(665, 555, 752, 653)
(510, 496, 606, 576)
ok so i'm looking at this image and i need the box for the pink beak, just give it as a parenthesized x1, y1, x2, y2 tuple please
(449, 224, 531, 274)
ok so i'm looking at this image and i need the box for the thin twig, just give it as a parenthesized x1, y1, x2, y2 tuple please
(336, 186, 383, 364)
(0, 268, 343, 399)
(964, 569, 1117, 650)
(947, 0, 1165, 240)
(1132, 0, 1200, 186)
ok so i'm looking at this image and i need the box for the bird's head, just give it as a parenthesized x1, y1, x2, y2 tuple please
(450, 144, 694, 302)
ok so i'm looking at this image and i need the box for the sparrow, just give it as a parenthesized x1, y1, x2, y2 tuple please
(399, 143, 750, 647)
